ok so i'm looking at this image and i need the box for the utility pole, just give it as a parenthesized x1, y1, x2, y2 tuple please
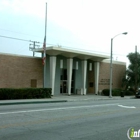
(29, 41, 40, 57)
(135, 45, 138, 91)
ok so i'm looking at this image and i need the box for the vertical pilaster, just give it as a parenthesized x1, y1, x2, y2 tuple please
(67, 58, 73, 95)
(50, 56, 56, 96)
(94, 62, 100, 95)
(82, 60, 87, 95)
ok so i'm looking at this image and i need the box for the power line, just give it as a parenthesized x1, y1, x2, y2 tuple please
(0, 28, 42, 38)
(0, 34, 54, 45)
(0, 35, 31, 42)
(57, 45, 127, 57)
(0, 34, 128, 57)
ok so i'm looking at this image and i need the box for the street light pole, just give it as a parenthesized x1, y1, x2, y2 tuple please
(109, 38, 113, 98)
(109, 32, 128, 98)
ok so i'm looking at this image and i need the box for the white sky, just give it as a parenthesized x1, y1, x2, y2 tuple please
(0, 0, 140, 65)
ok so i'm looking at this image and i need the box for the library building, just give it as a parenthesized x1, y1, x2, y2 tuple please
(0, 46, 126, 96)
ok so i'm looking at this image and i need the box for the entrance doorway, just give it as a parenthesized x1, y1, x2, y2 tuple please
(60, 69, 75, 94)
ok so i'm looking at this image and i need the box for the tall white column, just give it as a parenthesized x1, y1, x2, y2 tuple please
(67, 58, 73, 95)
(82, 60, 87, 95)
(94, 62, 100, 95)
(50, 56, 56, 96)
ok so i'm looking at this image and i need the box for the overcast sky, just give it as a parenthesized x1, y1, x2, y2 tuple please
(0, 0, 140, 65)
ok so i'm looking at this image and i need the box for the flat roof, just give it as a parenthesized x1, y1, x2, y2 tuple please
(33, 46, 110, 62)
(102, 59, 126, 65)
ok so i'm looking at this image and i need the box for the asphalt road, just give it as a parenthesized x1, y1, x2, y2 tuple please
(0, 99, 140, 140)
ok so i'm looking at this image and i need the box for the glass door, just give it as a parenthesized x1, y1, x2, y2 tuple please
(60, 69, 75, 94)
(60, 69, 67, 94)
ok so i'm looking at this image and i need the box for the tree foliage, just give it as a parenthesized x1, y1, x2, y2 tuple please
(122, 52, 140, 90)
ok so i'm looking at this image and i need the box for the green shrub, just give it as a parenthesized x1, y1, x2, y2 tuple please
(125, 90, 135, 95)
(102, 88, 135, 96)
(102, 89, 110, 96)
(112, 89, 122, 96)
(102, 89, 121, 96)
(0, 88, 51, 100)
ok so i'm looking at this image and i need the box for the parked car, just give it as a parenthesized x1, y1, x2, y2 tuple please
(135, 88, 140, 98)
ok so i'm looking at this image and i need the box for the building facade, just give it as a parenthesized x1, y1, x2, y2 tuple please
(0, 47, 126, 95)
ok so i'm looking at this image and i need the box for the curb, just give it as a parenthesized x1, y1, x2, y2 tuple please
(0, 96, 135, 106)
(66, 97, 132, 102)
(0, 100, 67, 106)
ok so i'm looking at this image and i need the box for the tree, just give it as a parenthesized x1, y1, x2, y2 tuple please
(122, 52, 140, 90)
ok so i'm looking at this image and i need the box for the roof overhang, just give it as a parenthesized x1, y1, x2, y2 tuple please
(33, 46, 110, 61)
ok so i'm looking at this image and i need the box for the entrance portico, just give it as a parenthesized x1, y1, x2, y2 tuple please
(34, 46, 109, 95)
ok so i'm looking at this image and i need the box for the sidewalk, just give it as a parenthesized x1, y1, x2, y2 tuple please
(0, 95, 135, 106)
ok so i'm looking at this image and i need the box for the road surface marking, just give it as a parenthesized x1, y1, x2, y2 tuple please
(118, 105, 136, 109)
(0, 103, 119, 115)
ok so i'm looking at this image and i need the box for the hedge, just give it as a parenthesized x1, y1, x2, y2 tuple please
(0, 88, 51, 100)
(102, 88, 135, 96)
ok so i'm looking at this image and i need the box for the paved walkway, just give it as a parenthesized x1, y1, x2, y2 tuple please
(0, 94, 135, 106)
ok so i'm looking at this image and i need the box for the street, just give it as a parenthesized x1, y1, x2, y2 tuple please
(0, 99, 139, 140)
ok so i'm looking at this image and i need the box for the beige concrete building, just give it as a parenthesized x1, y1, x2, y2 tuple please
(0, 47, 126, 95)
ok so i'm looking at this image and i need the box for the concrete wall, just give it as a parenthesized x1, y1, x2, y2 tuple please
(0, 53, 126, 95)
(98, 60, 126, 91)
(0, 53, 43, 88)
